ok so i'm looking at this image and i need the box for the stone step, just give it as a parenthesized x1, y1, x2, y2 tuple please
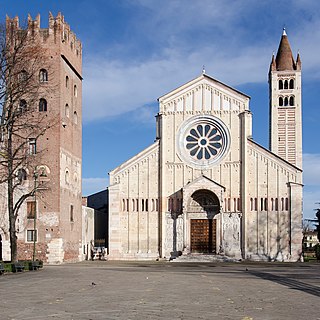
(171, 254, 240, 263)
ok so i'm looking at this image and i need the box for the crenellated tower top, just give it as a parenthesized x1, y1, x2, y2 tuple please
(6, 12, 82, 72)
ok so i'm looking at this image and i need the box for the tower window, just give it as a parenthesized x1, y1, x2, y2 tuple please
(65, 170, 70, 184)
(39, 98, 47, 112)
(289, 96, 294, 106)
(74, 85, 77, 97)
(73, 111, 78, 124)
(284, 80, 288, 89)
(28, 138, 36, 155)
(17, 168, 27, 183)
(289, 79, 294, 89)
(18, 99, 27, 113)
(27, 230, 37, 242)
(284, 97, 289, 106)
(19, 70, 28, 83)
(39, 69, 48, 82)
(27, 201, 36, 219)
(279, 97, 283, 106)
(66, 76, 69, 88)
(278, 80, 283, 90)
(65, 104, 70, 117)
(70, 205, 74, 222)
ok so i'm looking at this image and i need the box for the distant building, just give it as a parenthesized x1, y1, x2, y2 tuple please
(0, 13, 82, 263)
(108, 29, 303, 261)
(87, 190, 108, 249)
(303, 230, 319, 249)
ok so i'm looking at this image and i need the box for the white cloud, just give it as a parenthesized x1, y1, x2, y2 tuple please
(82, 1, 320, 123)
(82, 177, 108, 196)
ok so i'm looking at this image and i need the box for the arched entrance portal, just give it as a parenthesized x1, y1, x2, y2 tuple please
(188, 190, 220, 254)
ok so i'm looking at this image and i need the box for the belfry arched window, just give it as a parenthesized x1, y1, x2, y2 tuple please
(289, 96, 294, 106)
(289, 79, 294, 89)
(279, 97, 283, 106)
(284, 80, 288, 89)
(284, 97, 289, 106)
(279, 80, 283, 90)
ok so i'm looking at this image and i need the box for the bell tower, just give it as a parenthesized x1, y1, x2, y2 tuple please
(269, 28, 302, 168)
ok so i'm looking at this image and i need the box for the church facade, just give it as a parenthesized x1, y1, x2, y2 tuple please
(108, 30, 303, 262)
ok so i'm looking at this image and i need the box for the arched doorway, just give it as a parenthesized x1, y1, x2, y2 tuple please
(188, 190, 220, 253)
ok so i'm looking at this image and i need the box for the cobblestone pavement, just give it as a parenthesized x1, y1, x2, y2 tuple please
(1, 261, 319, 320)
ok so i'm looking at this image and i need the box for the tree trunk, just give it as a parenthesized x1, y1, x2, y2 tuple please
(7, 125, 17, 262)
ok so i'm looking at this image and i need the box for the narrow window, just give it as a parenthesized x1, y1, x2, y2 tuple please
(65, 170, 70, 184)
(27, 201, 36, 219)
(289, 79, 294, 89)
(254, 198, 257, 211)
(264, 198, 268, 211)
(142, 199, 145, 211)
(275, 198, 279, 211)
(284, 80, 288, 89)
(39, 69, 48, 82)
(281, 198, 284, 211)
(285, 198, 289, 211)
(284, 97, 288, 106)
(39, 98, 47, 112)
(152, 199, 155, 211)
(279, 80, 283, 90)
(227, 198, 231, 211)
(271, 198, 274, 211)
(132, 199, 135, 211)
(289, 96, 294, 106)
(74, 111, 78, 124)
(66, 76, 69, 88)
(65, 104, 70, 117)
(74, 85, 77, 97)
(27, 230, 37, 242)
(279, 97, 283, 106)
(237, 198, 241, 211)
(122, 199, 125, 211)
(260, 198, 264, 211)
(29, 138, 36, 155)
(126, 199, 129, 212)
(136, 199, 139, 211)
(146, 199, 149, 211)
(70, 205, 74, 222)
(250, 198, 253, 211)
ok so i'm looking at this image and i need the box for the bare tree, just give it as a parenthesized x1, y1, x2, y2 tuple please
(0, 21, 54, 261)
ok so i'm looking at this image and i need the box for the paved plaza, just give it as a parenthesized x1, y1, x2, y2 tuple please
(1, 260, 319, 320)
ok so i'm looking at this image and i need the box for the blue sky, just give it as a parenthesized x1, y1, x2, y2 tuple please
(2, 0, 320, 219)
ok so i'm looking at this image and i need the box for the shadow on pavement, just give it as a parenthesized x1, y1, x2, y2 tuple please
(248, 270, 320, 297)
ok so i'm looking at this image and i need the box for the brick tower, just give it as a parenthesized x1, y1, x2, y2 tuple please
(4, 13, 82, 263)
(269, 28, 302, 169)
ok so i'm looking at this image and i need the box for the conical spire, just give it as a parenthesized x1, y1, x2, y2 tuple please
(275, 28, 296, 71)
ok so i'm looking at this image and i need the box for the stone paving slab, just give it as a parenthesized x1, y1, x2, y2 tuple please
(0, 261, 319, 320)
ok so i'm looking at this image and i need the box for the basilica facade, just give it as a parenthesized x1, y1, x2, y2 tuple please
(108, 30, 303, 261)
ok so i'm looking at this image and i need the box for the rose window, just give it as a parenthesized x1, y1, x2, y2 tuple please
(186, 124, 222, 160)
(177, 115, 230, 168)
